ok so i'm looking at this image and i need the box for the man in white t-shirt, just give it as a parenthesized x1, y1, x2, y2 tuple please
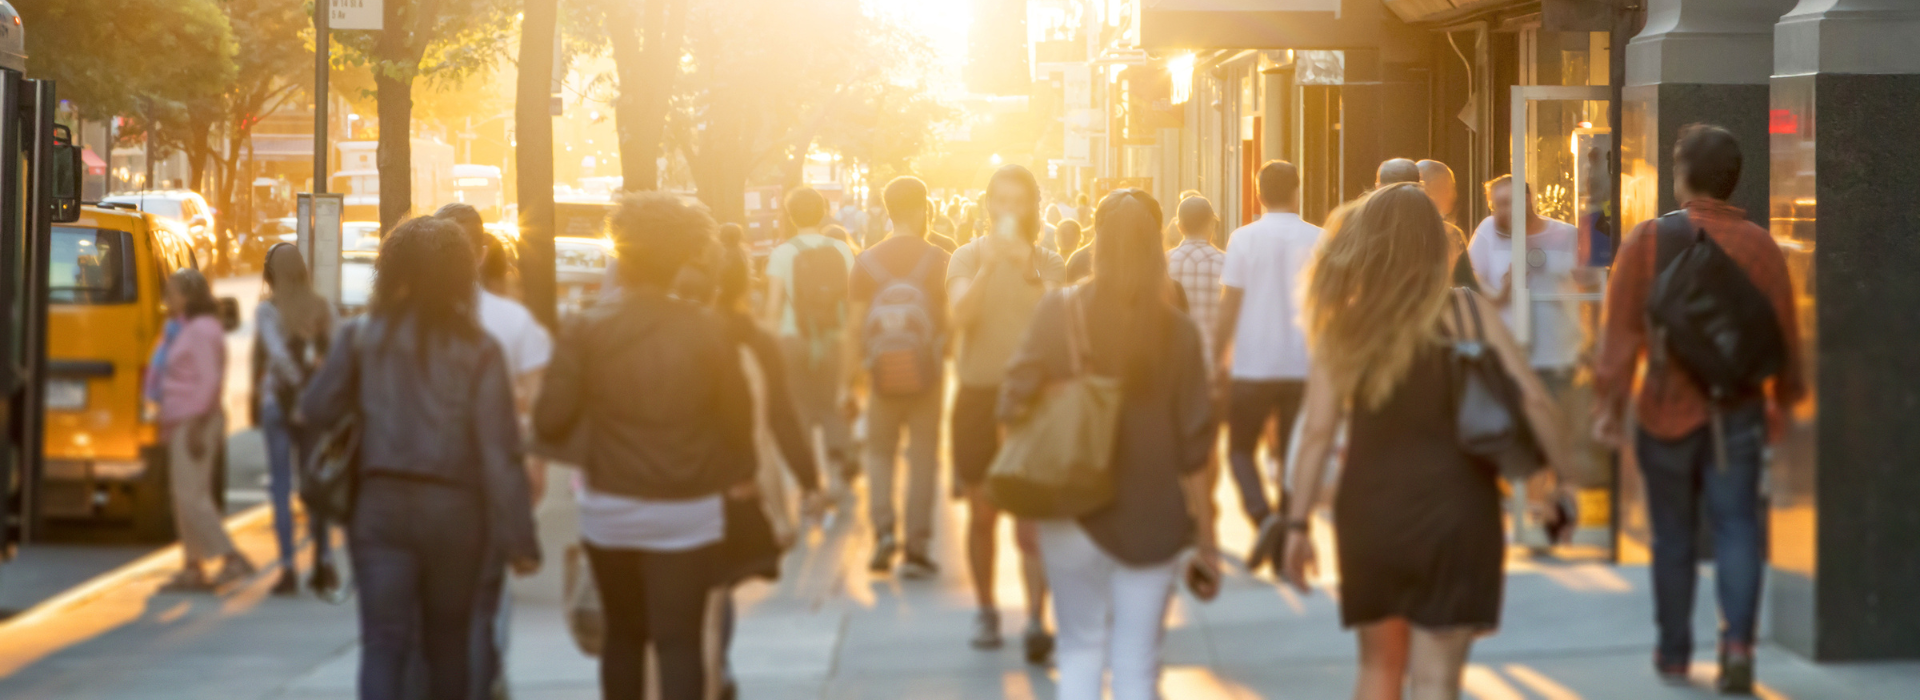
(763, 187, 860, 494)
(436, 203, 554, 698)
(1466, 175, 1585, 380)
(1212, 161, 1325, 529)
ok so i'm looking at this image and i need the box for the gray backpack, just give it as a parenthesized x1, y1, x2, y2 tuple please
(860, 249, 939, 396)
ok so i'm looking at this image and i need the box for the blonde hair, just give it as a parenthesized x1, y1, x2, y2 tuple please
(1302, 183, 1456, 410)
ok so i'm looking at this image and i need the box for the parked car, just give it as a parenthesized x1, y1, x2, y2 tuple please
(41, 204, 238, 540)
(100, 191, 225, 275)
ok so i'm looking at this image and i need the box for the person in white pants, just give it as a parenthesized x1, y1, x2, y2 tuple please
(999, 189, 1220, 700)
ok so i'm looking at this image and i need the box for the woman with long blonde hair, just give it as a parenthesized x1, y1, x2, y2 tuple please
(1278, 183, 1572, 700)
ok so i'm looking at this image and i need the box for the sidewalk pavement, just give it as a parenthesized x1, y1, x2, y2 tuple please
(1, 463, 1915, 700)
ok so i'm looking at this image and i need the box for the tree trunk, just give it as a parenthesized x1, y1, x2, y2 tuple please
(517, 0, 560, 328)
(374, 71, 414, 234)
(613, 0, 684, 192)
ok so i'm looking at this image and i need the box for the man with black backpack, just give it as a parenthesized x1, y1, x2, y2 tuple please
(1595, 124, 1805, 695)
(764, 187, 859, 503)
(845, 176, 949, 579)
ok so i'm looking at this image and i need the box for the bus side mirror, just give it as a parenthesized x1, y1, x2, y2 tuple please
(50, 125, 82, 223)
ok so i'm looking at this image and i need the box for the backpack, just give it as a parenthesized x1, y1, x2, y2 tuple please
(788, 237, 850, 338)
(860, 249, 940, 396)
(1646, 211, 1785, 402)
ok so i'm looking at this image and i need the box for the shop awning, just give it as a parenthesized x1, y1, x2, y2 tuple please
(247, 134, 319, 161)
(81, 147, 107, 175)
(1141, 0, 1423, 54)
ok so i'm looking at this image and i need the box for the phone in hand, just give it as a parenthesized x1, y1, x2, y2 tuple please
(1185, 556, 1220, 602)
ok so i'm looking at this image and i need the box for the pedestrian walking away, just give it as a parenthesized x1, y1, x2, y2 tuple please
(1593, 124, 1805, 695)
(152, 268, 253, 592)
(437, 201, 554, 699)
(300, 217, 542, 700)
(1278, 183, 1575, 700)
(252, 244, 337, 596)
(946, 164, 1065, 661)
(1002, 188, 1221, 700)
(1211, 161, 1325, 538)
(847, 176, 950, 579)
(763, 187, 860, 505)
(535, 192, 755, 700)
(1167, 195, 1226, 361)
(1416, 159, 1481, 292)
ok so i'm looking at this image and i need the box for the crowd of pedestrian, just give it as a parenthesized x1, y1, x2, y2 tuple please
(140, 117, 1800, 699)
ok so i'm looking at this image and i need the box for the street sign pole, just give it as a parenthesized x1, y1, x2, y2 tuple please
(314, 0, 328, 196)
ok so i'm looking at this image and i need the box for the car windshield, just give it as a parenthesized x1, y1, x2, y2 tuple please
(556, 241, 611, 273)
(104, 197, 184, 221)
(343, 222, 382, 251)
(340, 257, 375, 309)
(49, 227, 137, 304)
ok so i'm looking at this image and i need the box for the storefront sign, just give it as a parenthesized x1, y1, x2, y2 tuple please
(330, 0, 381, 31)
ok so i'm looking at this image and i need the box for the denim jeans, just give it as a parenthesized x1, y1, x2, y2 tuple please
(260, 402, 330, 571)
(1635, 401, 1767, 665)
(351, 475, 488, 700)
(1227, 380, 1305, 525)
(585, 541, 722, 700)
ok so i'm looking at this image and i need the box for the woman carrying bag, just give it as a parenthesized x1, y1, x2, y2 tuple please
(1277, 184, 1575, 700)
(253, 243, 337, 595)
(998, 189, 1221, 700)
(300, 217, 540, 700)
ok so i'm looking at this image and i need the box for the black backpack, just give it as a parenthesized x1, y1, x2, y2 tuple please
(789, 238, 850, 338)
(1645, 211, 1785, 401)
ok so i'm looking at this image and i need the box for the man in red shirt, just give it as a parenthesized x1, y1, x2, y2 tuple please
(1594, 124, 1806, 694)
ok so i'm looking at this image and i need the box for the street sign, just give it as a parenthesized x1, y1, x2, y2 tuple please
(330, 0, 382, 31)
(297, 193, 345, 305)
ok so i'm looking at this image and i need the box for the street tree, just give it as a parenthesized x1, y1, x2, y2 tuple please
(334, 0, 516, 232)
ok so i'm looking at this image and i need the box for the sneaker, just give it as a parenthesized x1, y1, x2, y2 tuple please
(309, 558, 344, 603)
(212, 554, 257, 587)
(1023, 623, 1055, 666)
(899, 552, 940, 580)
(1718, 643, 1755, 695)
(869, 534, 898, 573)
(970, 610, 1003, 650)
(271, 569, 301, 596)
(160, 569, 215, 593)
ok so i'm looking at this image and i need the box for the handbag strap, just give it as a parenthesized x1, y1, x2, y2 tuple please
(1064, 286, 1092, 377)
(1447, 287, 1487, 345)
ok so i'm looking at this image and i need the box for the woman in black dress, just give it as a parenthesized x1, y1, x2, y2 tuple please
(1277, 183, 1572, 700)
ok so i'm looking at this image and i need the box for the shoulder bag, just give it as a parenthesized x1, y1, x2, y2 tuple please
(1448, 288, 1545, 478)
(986, 287, 1122, 518)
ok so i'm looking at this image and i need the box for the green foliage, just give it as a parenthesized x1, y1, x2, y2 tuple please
(21, 0, 237, 121)
(329, 0, 516, 88)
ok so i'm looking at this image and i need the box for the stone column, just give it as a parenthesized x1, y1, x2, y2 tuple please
(1622, 0, 1796, 226)
(1768, 0, 1920, 662)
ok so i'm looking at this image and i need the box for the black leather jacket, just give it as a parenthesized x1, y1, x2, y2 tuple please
(301, 314, 540, 564)
(534, 287, 755, 500)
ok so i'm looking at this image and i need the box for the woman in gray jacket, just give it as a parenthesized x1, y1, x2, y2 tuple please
(301, 217, 540, 700)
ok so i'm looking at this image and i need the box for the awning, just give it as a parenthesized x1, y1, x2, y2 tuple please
(82, 147, 107, 175)
(247, 134, 320, 161)
(1142, 0, 1423, 55)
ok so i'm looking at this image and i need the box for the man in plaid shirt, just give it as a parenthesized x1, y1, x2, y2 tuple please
(1167, 196, 1226, 358)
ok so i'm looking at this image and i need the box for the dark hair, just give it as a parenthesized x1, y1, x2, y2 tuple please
(264, 243, 329, 339)
(168, 268, 219, 318)
(1089, 189, 1173, 389)
(717, 222, 744, 249)
(883, 176, 930, 233)
(434, 202, 488, 252)
(784, 187, 827, 228)
(986, 164, 1043, 243)
(481, 236, 511, 287)
(1257, 160, 1300, 209)
(1056, 219, 1084, 253)
(1675, 123, 1742, 200)
(371, 217, 482, 356)
(609, 191, 717, 289)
